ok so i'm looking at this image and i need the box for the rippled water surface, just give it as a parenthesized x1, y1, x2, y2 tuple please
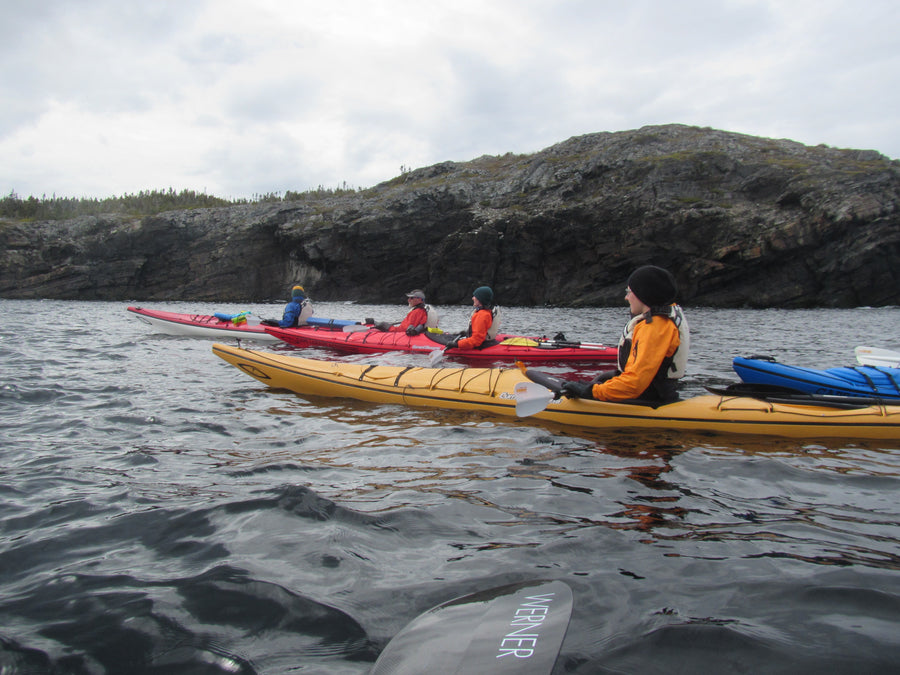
(1, 300, 899, 674)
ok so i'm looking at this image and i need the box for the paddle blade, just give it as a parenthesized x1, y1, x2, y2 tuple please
(514, 381, 555, 417)
(371, 579, 572, 675)
(855, 346, 900, 368)
(342, 324, 370, 333)
(428, 349, 444, 367)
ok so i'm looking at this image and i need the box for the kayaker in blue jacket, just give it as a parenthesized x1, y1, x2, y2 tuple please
(262, 285, 313, 327)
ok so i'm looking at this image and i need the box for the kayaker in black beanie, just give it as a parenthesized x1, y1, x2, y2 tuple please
(562, 266, 690, 404)
(446, 286, 495, 350)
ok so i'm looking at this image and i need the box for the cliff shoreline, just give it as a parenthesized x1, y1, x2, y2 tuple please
(3, 124, 898, 308)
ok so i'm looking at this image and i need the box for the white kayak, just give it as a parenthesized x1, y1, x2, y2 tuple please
(127, 306, 280, 341)
(127, 306, 366, 343)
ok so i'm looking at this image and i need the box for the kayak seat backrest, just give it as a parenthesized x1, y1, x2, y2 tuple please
(487, 306, 501, 340)
(298, 300, 314, 326)
(424, 304, 439, 328)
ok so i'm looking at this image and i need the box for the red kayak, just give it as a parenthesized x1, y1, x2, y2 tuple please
(264, 325, 617, 364)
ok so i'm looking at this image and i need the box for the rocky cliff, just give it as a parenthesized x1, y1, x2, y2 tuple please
(2, 124, 899, 307)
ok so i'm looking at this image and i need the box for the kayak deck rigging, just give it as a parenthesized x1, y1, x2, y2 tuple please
(214, 343, 900, 440)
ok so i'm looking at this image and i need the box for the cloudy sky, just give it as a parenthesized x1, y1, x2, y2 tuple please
(3, 0, 898, 200)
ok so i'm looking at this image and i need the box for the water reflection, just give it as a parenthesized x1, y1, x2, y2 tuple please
(210, 383, 900, 557)
(3, 301, 900, 672)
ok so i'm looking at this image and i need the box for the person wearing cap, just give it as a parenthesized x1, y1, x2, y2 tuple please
(561, 266, 689, 403)
(262, 285, 313, 327)
(375, 289, 431, 335)
(446, 286, 495, 350)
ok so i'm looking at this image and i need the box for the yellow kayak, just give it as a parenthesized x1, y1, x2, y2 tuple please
(212, 343, 900, 440)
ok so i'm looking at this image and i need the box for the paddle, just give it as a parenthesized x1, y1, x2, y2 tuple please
(535, 339, 611, 351)
(706, 383, 895, 409)
(343, 324, 371, 333)
(428, 333, 462, 366)
(855, 346, 900, 368)
(512, 363, 567, 417)
(498, 338, 611, 351)
(514, 381, 557, 417)
(370, 579, 572, 674)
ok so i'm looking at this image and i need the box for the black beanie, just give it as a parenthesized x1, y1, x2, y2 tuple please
(473, 286, 494, 306)
(627, 266, 677, 306)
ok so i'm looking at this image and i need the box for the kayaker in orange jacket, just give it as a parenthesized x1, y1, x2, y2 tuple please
(446, 286, 494, 350)
(561, 266, 689, 404)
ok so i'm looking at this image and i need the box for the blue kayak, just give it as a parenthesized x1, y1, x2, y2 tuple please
(733, 356, 900, 400)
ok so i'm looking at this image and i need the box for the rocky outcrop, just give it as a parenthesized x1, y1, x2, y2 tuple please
(2, 124, 899, 307)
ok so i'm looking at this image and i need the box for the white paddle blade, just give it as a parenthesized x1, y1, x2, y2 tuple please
(428, 349, 444, 367)
(342, 324, 370, 333)
(515, 381, 555, 417)
(855, 346, 900, 368)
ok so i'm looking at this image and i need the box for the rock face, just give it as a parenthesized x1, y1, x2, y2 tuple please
(2, 124, 899, 307)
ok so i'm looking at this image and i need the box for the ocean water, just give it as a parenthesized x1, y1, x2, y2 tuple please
(1, 299, 898, 674)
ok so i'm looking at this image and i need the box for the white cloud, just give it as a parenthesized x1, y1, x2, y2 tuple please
(2, 0, 899, 200)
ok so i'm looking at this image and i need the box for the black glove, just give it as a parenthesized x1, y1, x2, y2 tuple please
(445, 338, 459, 350)
(590, 370, 618, 385)
(260, 319, 279, 327)
(406, 325, 420, 336)
(374, 321, 391, 331)
(560, 381, 595, 399)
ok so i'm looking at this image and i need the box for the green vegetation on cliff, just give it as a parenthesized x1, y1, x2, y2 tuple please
(1, 185, 360, 222)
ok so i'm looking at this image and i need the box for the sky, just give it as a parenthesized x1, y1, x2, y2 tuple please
(3, 0, 899, 200)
